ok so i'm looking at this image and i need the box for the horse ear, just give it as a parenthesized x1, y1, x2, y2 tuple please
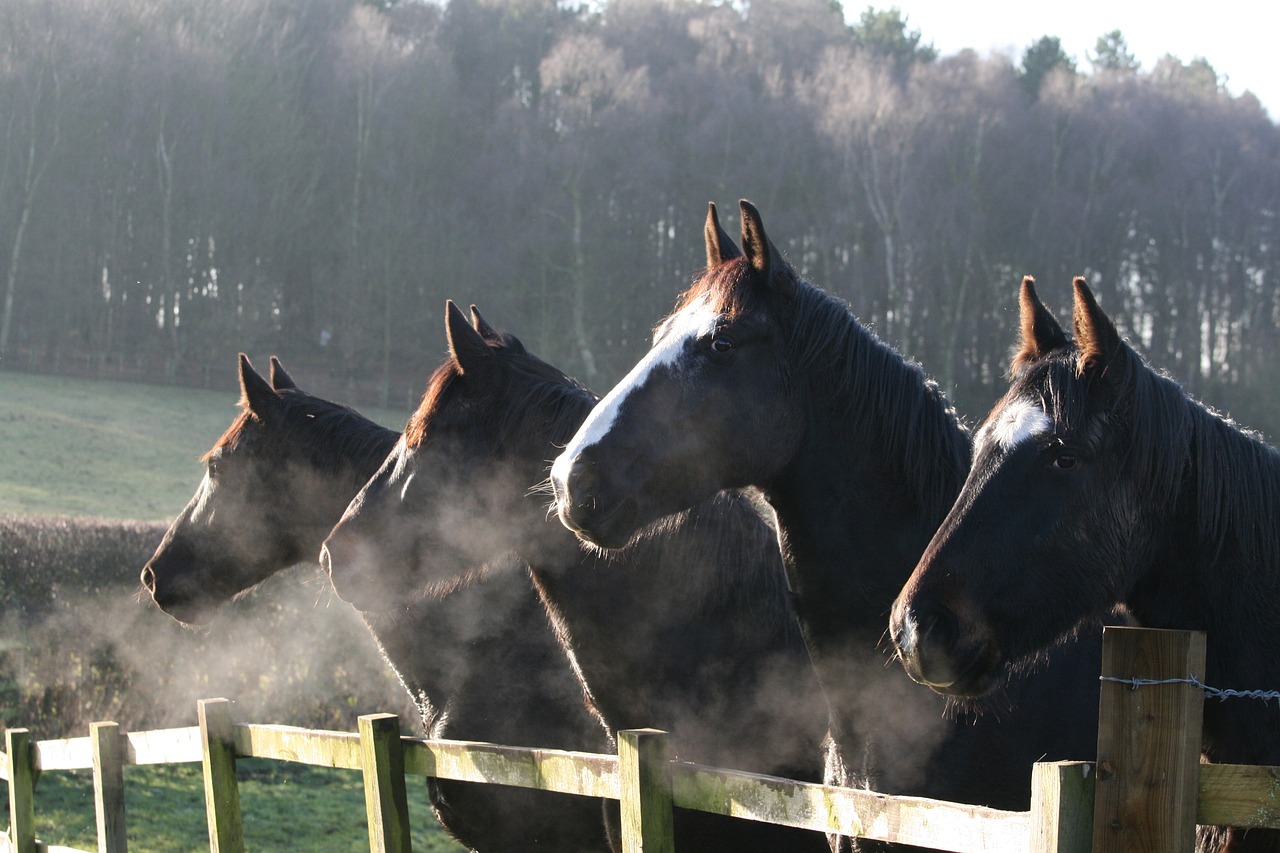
(704, 202, 741, 267)
(268, 356, 298, 391)
(238, 354, 279, 414)
(446, 300, 497, 374)
(1072, 278, 1121, 376)
(469, 304, 499, 339)
(1010, 277, 1068, 375)
(739, 199, 796, 299)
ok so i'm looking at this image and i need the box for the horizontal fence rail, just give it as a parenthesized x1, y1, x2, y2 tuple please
(1, 628, 1278, 852)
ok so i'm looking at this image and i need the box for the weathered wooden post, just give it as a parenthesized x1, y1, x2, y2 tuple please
(1029, 761, 1094, 853)
(198, 698, 244, 853)
(5, 727, 35, 853)
(618, 729, 674, 853)
(359, 713, 412, 853)
(91, 721, 128, 853)
(1092, 626, 1206, 852)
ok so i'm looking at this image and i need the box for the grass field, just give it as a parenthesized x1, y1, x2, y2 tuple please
(0, 369, 409, 520)
(11, 761, 463, 852)
(0, 367, 469, 851)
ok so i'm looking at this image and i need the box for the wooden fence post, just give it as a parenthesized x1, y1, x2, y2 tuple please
(5, 728, 35, 853)
(1029, 761, 1094, 853)
(1092, 627, 1206, 853)
(91, 721, 127, 853)
(618, 729, 674, 853)
(358, 713, 411, 853)
(198, 698, 244, 853)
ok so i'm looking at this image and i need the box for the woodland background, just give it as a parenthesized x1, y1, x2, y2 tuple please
(1, 0, 1277, 435)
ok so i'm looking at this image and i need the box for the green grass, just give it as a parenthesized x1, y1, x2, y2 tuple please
(0, 369, 408, 521)
(15, 761, 463, 852)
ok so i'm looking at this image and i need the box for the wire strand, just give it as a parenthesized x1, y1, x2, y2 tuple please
(1100, 675, 1280, 704)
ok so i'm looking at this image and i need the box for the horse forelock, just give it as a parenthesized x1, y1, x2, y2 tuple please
(671, 257, 755, 324)
(203, 407, 254, 461)
(404, 360, 460, 449)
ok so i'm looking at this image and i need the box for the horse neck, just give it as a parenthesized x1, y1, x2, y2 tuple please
(1129, 390, 1280, 697)
(360, 571, 601, 750)
(528, 494, 826, 771)
(764, 317, 969, 653)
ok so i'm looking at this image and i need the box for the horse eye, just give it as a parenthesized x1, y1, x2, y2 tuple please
(710, 336, 734, 354)
(1052, 452, 1078, 471)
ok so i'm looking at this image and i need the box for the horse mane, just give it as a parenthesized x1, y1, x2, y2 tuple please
(1028, 342, 1280, 577)
(208, 387, 398, 473)
(620, 489, 800, 637)
(683, 258, 971, 526)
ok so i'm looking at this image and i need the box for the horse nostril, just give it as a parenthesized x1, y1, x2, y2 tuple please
(566, 457, 597, 506)
(140, 563, 156, 593)
(897, 602, 964, 689)
(319, 544, 334, 578)
(918, 604, 960, 657)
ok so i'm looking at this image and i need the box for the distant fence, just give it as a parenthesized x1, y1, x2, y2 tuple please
(2, 628, 1278, 852)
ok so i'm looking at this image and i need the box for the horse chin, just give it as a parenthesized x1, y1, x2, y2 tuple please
(909, 648, 1005, 699)
(556, 495, 644, 552)
(155, 596, 219, 627)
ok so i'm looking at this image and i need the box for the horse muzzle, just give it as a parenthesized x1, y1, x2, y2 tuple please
(891, 601, 1002, 698)
(548, 454, 633, 550)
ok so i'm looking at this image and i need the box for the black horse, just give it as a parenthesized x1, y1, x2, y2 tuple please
(141, 354, 612, 852)
(549, 201, 1106, 846)
(891, 277, 1280, 851)
(321, 303, 832, 852)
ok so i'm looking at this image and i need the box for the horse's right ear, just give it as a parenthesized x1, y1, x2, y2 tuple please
(739, 200, 796, 300)
(239, 354, 279, 414)
(1010, 277, 1068, 375)
(446, 300, 497, 374)
(268, 356, 298, 391)
(705, 202, 742, 268)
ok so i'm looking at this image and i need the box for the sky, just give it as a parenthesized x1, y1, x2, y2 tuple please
(886, 1, 1280, 119)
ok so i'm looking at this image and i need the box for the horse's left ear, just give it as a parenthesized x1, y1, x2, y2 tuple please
(268, 356, 298, 391)
(469, 304, 499, 340)
(739, 200, 796, 299)
(446, 300, 497, 374)
(1011, 277, 1068, 375)
(705, 202, 742, 268)
(238, 353, 279, 415)
(1072, 278, 1121, 376)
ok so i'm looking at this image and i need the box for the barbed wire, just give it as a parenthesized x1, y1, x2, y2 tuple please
(1100, 675, 1280, 704)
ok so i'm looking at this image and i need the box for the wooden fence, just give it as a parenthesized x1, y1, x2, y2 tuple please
(2, 627, 1278, 852)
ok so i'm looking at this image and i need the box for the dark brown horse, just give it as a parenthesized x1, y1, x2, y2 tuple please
(142, 355, 613, 852)
(550, 202, 1107, 851)
(890, 278, 1280, 851)
(321, 303, 832, 852)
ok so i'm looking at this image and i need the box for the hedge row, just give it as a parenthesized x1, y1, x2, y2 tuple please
(0, 515, 412, 738)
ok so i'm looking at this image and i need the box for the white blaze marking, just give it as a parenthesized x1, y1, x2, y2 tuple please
(551, 297, 720, 484)
(984, 397, 1053, 452)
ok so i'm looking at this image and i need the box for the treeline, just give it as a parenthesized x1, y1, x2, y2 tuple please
(2, 0, 1278, 434)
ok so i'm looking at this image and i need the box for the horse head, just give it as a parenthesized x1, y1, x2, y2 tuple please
(322, 301, 586, 611)
(891, 278, 1143, 696)
(550, 200, 804, 548)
